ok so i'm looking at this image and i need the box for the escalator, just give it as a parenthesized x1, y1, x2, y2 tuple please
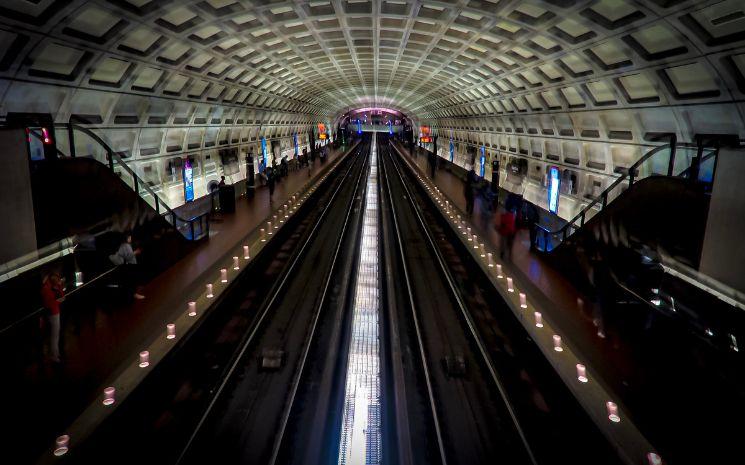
(0, 122, 208, 337)
(535, 135, 726, 267)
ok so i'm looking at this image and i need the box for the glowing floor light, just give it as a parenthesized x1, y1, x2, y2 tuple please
(338, 134, 381, 465)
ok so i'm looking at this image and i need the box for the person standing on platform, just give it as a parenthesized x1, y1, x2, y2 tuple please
(497, 207, 517, 261)
(218, 175, 226, 187)
(522, 201, 540, 250)
(40, 272, 65, 363)
(267, 165, 276, 201)
(110, 234, 145, 300)
(464, 167, 477, 215)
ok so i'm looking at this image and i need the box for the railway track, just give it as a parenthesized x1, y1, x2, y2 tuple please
(67, 140, 370, 465)
(379, 136, 536, 465)
(379, 136, 624, 465)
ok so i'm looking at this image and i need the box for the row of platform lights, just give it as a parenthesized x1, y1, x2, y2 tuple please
(53, 168, 337, 457)
(410, 166, 662, 465)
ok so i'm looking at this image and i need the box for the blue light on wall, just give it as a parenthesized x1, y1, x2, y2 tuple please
(293, 134, 298, 157)
(388, 120, 393, 134)
(183, 158, 194, 202)
(548, 166, 561, 214)
(260, 137, 267, 173)
(449, 139, 454, 162)
(357, 119, 362, 135)
(479, 146, 486, 178)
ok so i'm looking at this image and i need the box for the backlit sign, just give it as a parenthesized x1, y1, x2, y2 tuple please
(294, 134, 298, 157)
(449, 140, 454, 162)
(548, 166, 561, 214)
(479, 146, 486, 178)
(183, 158, 194, 202)
(260, 137, 267, 173)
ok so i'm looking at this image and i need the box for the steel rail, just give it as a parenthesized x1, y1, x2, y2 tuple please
(384, 142, 539, 465)
(174, 143, 367, 465)
(379, 142, 449, 465)
(267, 139, 371, 465)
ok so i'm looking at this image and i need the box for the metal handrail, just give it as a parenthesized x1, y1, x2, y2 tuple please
(534, 135, 718, 251)
(535, 135, 718, 251)
(53, 124, 210, 240)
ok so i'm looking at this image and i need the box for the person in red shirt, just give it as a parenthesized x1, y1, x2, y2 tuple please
(497, 208, 517, 261)
(41, 272, 65, 363)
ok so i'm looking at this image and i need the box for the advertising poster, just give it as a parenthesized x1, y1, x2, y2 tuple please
(449, 140, 454, 162)
(183, 158, 194, 202)
(294, 133, 298, 157)
(479, 146, 486, 178)
(548, 166, 561, 214)
(260, 137, 267, 173)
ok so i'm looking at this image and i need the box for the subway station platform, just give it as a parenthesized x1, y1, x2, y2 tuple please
(0, 143, 354, 464)
(395, 142, 744, 465)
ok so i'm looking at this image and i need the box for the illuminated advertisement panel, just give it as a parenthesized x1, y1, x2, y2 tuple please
(449, 140, 454, 162)
(419, 125, 431, 143)
(357, 119, 362, 134)
(479, 146, 486, 178)
(260, 137, 267, 173)
(183, 158, 194, 202)
(388, 120, 393, 134)
(318, 123, 327, 139)
(293, 133, 298, 157)
(548, 166, 561, 214)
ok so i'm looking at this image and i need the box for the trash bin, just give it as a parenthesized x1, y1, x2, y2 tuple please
(219, 185, 235, 213)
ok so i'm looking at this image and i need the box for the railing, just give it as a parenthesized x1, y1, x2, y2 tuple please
(535, 136, 718, 252)
(33, 124, 210, 240)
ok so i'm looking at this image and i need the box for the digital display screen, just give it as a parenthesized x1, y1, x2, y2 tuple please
(548, 166, 561, 214)
(183, 158, 194, 202)
(260, 137, 267, 173)
(480, 146, 486, 178)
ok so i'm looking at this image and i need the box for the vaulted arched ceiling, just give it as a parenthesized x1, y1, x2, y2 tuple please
(0, 0, 744, 140)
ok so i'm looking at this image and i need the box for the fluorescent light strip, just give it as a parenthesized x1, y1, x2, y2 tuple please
(338, 135, 381, 465)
